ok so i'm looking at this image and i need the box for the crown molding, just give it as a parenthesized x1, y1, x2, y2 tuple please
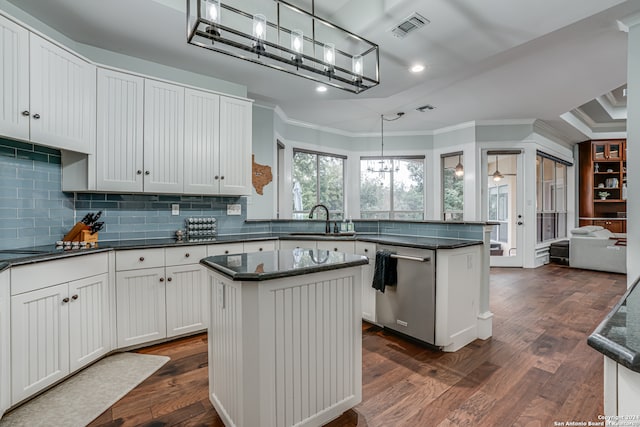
(533, 120, 574, 149)
(618, 12, 640, 32)
(595, 96, 627, 120)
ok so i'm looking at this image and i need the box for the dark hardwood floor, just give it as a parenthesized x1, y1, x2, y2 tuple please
(89, 265, 627, 427)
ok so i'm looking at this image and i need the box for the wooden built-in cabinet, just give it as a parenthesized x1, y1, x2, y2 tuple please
(579, 140, 627, 233)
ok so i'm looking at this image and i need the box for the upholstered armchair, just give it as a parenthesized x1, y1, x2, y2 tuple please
(569, 226, 626, 274)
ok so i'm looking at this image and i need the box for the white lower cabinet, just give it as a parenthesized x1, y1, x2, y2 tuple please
(116, 266, 166, 348)
(0, 270, 10, 418)
(165, 246, 209, 338)
(10, 259, 110, 404)
(355, 242, 377, 323)
(116, 246, 208, 348)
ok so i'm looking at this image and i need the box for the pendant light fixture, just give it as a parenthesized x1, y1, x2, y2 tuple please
(187, 0, 380, 94)
(454, 155, 464, 177)
(492, 155, 504, 181)
(367, 113, 404, 174)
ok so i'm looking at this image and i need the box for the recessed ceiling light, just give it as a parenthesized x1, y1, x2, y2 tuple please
(410, 64, 425, 73)
(316, 85, 327, 93)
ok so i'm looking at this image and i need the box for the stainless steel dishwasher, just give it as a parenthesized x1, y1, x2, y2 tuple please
(375, 245, 436, 346)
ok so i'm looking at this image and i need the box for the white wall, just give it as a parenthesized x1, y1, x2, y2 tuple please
(625, 14, 640, 286)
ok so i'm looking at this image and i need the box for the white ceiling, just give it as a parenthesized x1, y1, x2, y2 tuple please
(9, 0, 640, 139)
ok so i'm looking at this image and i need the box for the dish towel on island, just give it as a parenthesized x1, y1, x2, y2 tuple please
(372, 249, 397, 293)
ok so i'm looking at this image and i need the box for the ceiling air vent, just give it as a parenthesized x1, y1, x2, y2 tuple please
(390, 13, 430, 39)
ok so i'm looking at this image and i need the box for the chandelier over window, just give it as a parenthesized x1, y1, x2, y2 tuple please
(187, 0, 380, 94)
(367, 112, 405, 174)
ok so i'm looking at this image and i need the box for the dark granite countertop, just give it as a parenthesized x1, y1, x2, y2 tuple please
(201, 249, 368, 281)
(588, 278, 640, 372)
(0, 232, 482, 273)
(356, 235, 482, 249)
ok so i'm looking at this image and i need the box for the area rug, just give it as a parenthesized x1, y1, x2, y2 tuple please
(0, 352, 170, 427)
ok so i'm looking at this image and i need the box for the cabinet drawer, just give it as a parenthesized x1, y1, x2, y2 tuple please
(278, 240, 317, 251)
(116, 248, 164, 271)
(317, 240, 355, 254)
(243, 241, 277, 254)
(355, 242, 377, 259)
(165, 246, 207, 266)
(11, 253, 108, 296)
(207, 243, 244, 256)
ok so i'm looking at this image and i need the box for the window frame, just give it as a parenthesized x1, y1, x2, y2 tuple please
(536, 153, 569, 243)
(441, 152, 464, 221)
(292, 148, 346, 219)
(359, 156, 425, 220)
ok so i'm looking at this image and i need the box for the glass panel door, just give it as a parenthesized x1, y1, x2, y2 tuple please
(485, 152, 524, 267)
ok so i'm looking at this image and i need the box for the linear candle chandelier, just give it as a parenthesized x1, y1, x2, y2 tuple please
(187, 0, 380, 94)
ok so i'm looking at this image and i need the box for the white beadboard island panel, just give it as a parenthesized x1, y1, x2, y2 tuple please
(207, 266, 362, 427)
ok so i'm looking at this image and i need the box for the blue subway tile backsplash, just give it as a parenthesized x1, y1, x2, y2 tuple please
(0, 138, 264, 250)
(1, 138, 487, 250)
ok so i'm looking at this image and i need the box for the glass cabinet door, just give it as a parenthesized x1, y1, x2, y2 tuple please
(593, 143, 606, 160)
(607, 142, 621, 160)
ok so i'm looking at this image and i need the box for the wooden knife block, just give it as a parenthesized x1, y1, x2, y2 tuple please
(63, 222, 98, 242)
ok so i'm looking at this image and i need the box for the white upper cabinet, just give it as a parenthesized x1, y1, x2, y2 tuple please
(143, 79, 185, 194)
(184, 90, 252, 196)
(29, 33, 96, 153)
(184, 88, 220, 194)
(0, 15, 30, 141)
(219, 96, 252, 195)
(96, 68, 145, 192)
(0, 15, 95, 154)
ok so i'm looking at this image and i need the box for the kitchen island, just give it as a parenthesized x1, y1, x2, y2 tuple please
(200, 249, 368, 427)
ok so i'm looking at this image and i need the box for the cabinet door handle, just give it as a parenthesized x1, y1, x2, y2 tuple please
(32, 113, 40, 119)
(160, 277, 164, 282)
(21, 110, 30, 116)
(364, 248, 368, 253)
(137, 170, 142, 175)
(220, 176, 225, 180)
(334, 248, 338, 251)
(224, 250, 229, 254)
(145, 171, 150, 175)
(214, 175, 219, 180)
(167, 277, 172, 282)
(139, 256, 145, 262)
(259, 248, 263, 251)
(185, 253, 190, 258)
(72, 294, 78, 300)
(62, 297, 70, 303)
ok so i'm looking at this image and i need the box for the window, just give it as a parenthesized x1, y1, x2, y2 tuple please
(536, 153, 568, 243)
(292, 149, 345, 219)
(360, 157, 424, 219)
(442, 153, 464, 220)
(488, 185, 509, 243)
